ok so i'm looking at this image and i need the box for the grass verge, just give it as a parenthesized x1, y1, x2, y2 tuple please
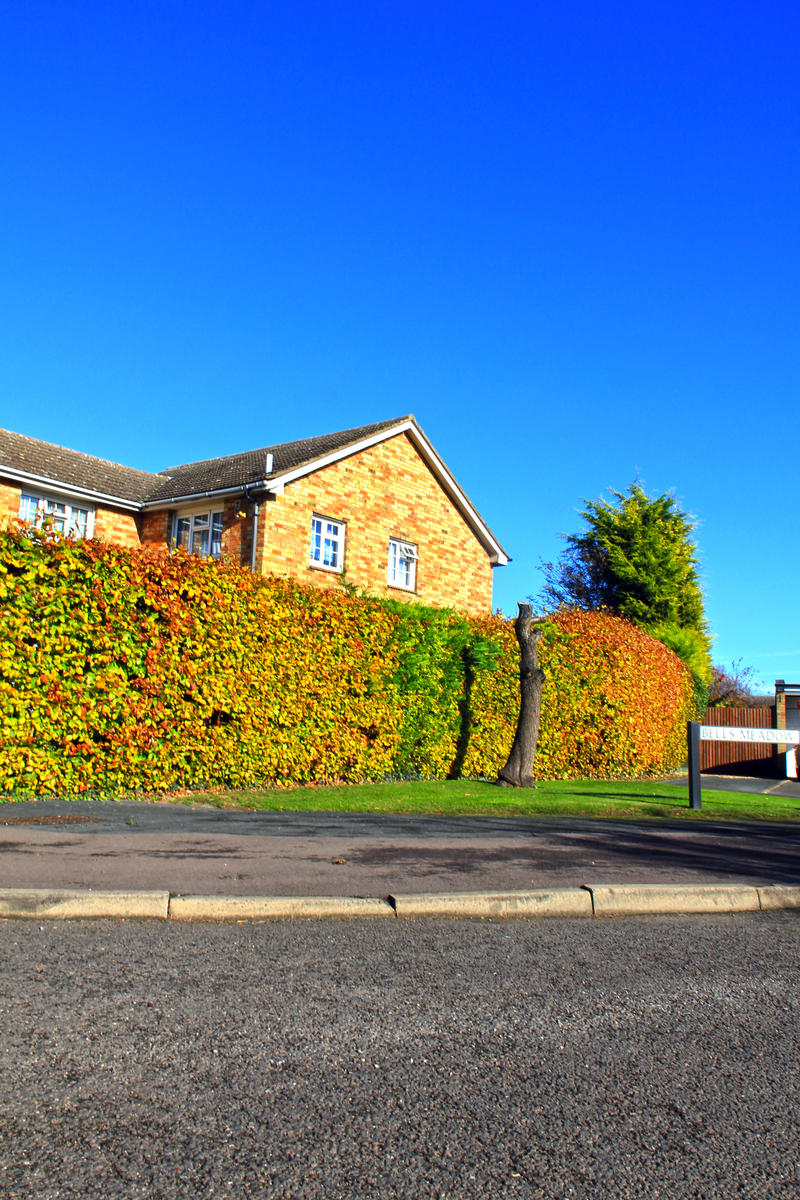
(162, 777, 800, 822)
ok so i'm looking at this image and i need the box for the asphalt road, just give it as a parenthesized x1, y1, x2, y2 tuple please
(3, 792, 800, 895)
(2, 913, 799, 1199)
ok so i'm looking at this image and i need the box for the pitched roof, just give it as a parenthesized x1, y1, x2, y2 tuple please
(145, 416, 408, 503)
(0, 416, 509, 564)
(0, 427, 166, 507)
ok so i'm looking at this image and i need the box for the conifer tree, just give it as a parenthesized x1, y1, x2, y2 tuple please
(537, 483, 711, 689)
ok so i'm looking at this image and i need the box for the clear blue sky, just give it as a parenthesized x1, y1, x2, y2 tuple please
(2, 1, 798, 691)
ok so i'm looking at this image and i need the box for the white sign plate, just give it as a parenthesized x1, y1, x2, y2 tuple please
(699, 726, 800, 745)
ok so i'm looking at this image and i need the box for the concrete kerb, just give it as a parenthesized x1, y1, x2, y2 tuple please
(168, 894, 394, 921)
(3, 884, 800, 920)
(0, 889, 170, 920)
(585, 883, 763, 917)
(756, 885, 800, 911)
(389, 888, 592, 918)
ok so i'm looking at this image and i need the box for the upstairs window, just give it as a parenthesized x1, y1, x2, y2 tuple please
(310, 515, 344, 571)
(19, 492, 92, 539)
(388, 538, 418, 591)
(173, 510, 224, 558)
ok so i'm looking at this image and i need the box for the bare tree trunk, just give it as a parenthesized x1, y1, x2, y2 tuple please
(497, 603, 545, 788)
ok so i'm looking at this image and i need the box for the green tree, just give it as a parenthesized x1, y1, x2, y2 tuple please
(536, 483, 712, 692)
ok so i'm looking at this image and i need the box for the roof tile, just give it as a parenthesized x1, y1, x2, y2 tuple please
(0, 428, 165, 505)
(145, 416, 411, 503)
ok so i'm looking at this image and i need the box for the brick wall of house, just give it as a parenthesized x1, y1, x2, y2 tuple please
(0, 481, 18, 526)
(140, 509, 170, 547)
(92, 508, 142, 548)
(256, 432, 495, 615)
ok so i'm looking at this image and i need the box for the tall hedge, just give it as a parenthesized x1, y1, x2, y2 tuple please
(0, 530, 695, 796)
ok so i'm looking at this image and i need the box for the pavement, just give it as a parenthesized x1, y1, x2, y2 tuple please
(2, 773, 800, 919)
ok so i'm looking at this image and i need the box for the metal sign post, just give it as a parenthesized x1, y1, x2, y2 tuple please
(687, 721, 702, 809)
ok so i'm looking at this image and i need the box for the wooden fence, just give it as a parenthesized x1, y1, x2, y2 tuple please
(700, 706, 777, 774)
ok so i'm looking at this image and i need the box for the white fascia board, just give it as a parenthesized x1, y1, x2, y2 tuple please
(140, 482, 269, 510)
(267, 422, 418, 489)
(0, 464, 142, 512)
(267, 420, 510, 565)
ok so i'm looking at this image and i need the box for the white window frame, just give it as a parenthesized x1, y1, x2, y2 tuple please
(387, 537, 418, 591)
(171, 508, 225, 558)
(18, 491, 95, 539)
(309, 514, 345, 572)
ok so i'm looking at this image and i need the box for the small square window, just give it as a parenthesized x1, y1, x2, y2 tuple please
(310, 515, 344, 571)
(388, 538, 418, 591)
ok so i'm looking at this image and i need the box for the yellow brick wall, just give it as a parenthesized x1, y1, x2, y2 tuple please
(256, 432, 495, 615)
(0, 482, 18, 526)
(93, 507, 142, 548)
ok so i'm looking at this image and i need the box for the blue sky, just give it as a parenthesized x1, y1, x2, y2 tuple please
(2, 1, 798, 690)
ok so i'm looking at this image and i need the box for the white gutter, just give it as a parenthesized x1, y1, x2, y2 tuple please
(140, 482, 269, 510)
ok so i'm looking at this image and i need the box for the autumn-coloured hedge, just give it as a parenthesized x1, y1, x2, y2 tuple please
(535, 610, 696, 777)
(0, 530, 695, 796)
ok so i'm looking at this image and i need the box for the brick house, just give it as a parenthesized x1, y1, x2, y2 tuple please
(0, 416, 508, 615)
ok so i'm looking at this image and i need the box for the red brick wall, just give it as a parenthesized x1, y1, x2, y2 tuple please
(140, 509, 170, 547)
(256, 432, 495, 615)
(141, 499, 251, 564)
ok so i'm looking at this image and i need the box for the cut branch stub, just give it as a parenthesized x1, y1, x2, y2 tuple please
(496, 602, 545, 788)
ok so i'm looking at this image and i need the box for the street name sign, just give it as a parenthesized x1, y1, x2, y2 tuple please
(699, 726, 800, 744)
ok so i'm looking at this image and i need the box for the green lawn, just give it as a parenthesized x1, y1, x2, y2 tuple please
(166, 777, 800, 822)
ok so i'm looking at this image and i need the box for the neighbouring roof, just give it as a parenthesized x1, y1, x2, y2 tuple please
(0, 427, 166, 507)
(146, 416, 408, 503)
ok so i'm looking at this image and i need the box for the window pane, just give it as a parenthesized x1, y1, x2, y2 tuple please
(310, 517, 322, 562)
(69, 507, 89, 538)
(44, 500, 67, 532)
(323, 521, 339, 568)
(388, 538, 415, 589)
(192, 527, 210, 557)
(211, 513, 223, 557)
(175, 518, 191, 550)
(19, 494, 39, 525)
(310, 516, 342, 569)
